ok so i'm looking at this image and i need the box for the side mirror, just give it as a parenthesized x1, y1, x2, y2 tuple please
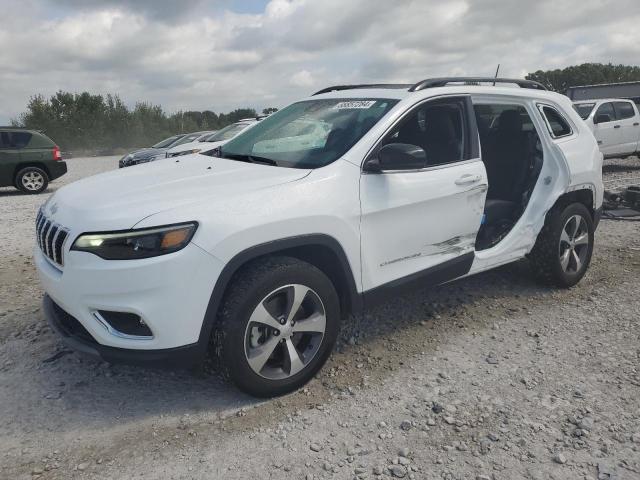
(364, 143, 427, 172)
(594, 114, 611, 124)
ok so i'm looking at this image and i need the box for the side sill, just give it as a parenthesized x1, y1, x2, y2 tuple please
(362, 252, 474, 309)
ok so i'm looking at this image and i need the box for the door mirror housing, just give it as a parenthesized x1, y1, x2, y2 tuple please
(594, 113, 611, 124)
(364, 143, 427, 172)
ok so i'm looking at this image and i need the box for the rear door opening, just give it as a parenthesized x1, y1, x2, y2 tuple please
(473, 103, 544, 250)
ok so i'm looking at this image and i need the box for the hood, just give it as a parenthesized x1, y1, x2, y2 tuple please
(43, 155, 311, 232)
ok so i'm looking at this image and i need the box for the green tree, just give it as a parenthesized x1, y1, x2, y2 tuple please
(526, 63, 640, 93)
(15, 91, 271, 153)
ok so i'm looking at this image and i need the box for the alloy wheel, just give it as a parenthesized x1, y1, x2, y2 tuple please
(244, 284, 326, 380)
(558, 214, 589, 274)
(21, 171, 45, 191)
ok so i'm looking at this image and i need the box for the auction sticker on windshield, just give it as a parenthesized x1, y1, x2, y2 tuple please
(333, 100, 376, 109)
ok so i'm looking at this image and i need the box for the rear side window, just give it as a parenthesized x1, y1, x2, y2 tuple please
(539, 105, 572, 138)
(595, 103, 615, 123)
(11, 132, 32, 148)
(0, 131, 32, 148)
(613, 102, 635, 120)
(0, 132, 9, 148)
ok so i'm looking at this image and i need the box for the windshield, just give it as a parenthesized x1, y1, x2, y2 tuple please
(172, 133, 204, 146)
(221, 98, 399, 168)
(204, 123, 251, 142)
(573, 103, 595, 120)
(199, 131, 217, 141)
(152, 135, 183, 148)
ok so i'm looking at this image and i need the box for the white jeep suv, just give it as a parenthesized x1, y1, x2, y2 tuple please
(35, 77, 603, 397)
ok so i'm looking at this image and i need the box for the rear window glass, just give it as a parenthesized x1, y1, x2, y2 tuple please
(12, 132, 32, 147)
(614, 102, 635, 120)
(0, 131, 32, 148)
(540, 106, 572, 137)
(0, 132, 9, 148)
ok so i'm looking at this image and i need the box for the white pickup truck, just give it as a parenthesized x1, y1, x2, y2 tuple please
(573, 98, 640, 158)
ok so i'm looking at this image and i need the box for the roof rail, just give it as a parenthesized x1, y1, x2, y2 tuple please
(409, 77, 547, 92)
(313, 84, 412, 96)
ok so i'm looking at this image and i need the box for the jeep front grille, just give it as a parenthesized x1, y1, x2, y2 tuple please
(36, 209, 69, 267)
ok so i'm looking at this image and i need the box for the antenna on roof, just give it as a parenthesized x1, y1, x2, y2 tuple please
(493, 64, 500, 86)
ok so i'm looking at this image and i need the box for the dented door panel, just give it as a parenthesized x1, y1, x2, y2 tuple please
(359, 160, 487, 291)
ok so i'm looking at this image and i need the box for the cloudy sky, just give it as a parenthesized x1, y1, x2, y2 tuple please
(1, 0, 639, 123)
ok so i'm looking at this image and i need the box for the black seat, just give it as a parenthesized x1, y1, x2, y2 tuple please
(395, 106, 460, 165)
(396, 116, 425, 148)
(423, 106, 459, 164)
(487, 109, 530, 201)
(483, 199, 517, 225)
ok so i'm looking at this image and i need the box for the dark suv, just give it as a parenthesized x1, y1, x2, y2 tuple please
(0, 128, 67, 194)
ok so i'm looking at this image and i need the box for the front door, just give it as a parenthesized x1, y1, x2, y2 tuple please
(359, 96, 487, 294)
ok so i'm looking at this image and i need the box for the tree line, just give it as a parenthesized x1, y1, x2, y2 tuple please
(525, 63, 640, 93)
(12, 63, 640, 153)
(13, 91, 277, 153)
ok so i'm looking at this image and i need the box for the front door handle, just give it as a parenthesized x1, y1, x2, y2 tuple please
(614, 125, 621, 129)
(633, 122, 639, 126)
(455, 174, 482, 186)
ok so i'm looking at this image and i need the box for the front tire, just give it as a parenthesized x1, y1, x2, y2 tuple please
(528, 202, 594, 288)
(16, 167, 49, 194)
(213, 256, 341, 397)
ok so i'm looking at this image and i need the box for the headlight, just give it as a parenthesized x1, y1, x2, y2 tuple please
(71, 222, 198, 260)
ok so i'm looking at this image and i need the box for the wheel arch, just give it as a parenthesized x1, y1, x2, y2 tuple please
(554, 187, 595, 216)
(196, 234, 361, 351)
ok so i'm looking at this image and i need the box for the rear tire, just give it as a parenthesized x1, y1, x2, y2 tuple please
(213, 256, 341, 397)
(528, 202, 594, 288)
(16, 167, 49, 194)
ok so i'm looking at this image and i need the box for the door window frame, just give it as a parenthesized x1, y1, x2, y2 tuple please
(536, 103, 574, 139)
(362, 95, 480, 174)
(613, 101, 635, 120)
(594, 102, 616, 124)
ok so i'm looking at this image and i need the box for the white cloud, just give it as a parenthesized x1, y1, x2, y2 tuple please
(290, 70, 314, 87)
(1, 0, 639, 123)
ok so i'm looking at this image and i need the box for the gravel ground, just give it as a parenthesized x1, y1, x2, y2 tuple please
(1, 155, 639, 480)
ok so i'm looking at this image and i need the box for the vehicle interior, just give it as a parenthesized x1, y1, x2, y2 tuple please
(381, 101, 466, 166)
(473, 104, 543, 250)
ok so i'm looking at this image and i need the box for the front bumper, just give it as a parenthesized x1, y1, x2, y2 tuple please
(43, 294, 205, 367)
(35, 242, 224, 357)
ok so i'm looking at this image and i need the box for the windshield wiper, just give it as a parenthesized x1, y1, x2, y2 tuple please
(223, 153, 278, 166)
